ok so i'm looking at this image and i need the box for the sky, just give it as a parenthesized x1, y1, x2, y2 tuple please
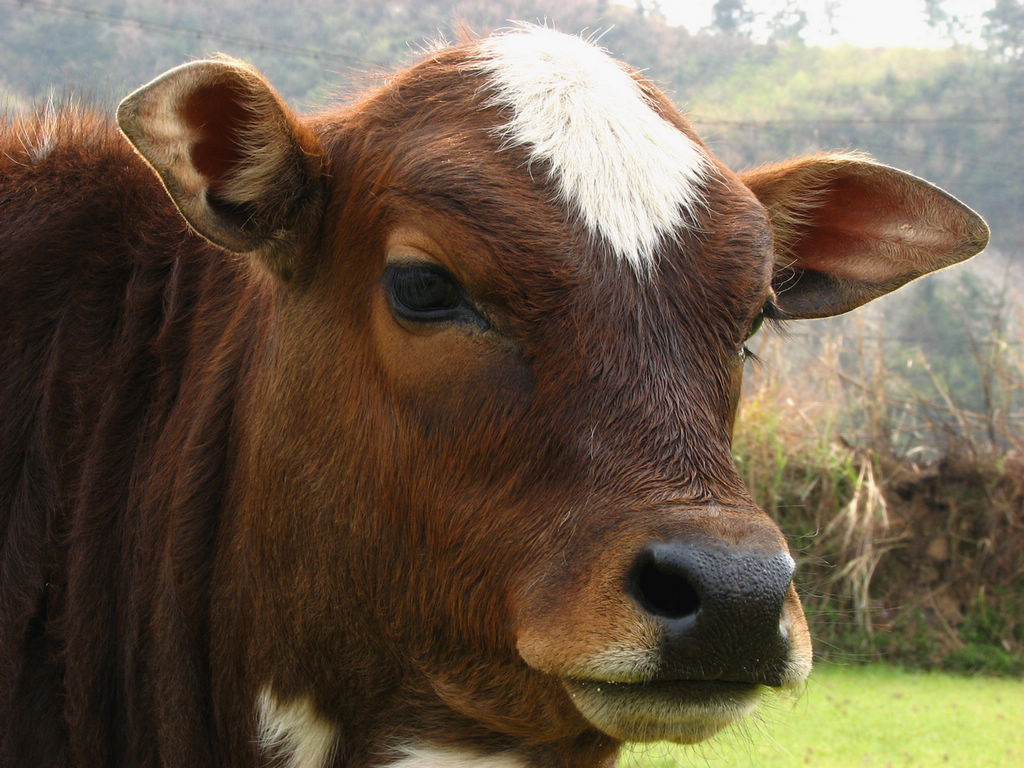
(643, 0, 991, 47)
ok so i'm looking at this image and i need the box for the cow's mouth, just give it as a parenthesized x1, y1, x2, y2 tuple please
(562, 678, 760, 743)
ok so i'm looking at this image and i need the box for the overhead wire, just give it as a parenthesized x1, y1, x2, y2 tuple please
(698, 116, 1020, 125)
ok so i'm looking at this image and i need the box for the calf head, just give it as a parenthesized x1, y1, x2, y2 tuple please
(118, 27, 987, 767)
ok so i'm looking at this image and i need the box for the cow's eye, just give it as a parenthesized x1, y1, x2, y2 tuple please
(388, 265, 460, 312)
(739, 305, 768, 362)
(384, 263, 483, 327)
(745, 307, 765, 341)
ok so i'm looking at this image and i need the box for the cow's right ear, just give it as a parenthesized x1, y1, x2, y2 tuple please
(117, 58, 325, 282)
(741, 155, 989, 319)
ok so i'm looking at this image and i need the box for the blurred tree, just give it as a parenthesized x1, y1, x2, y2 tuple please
(711, 0, 755, 37)
(822, 0, 842, 40)
(983, 0, 1024, 60)
(924, 0, 967, 44)
(768, 1, 808, 45)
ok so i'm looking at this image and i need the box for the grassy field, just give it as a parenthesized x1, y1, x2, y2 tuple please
(621, 664, 1024, 768)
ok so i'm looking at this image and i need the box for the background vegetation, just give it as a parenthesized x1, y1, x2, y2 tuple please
(2, 0, 1021, 674)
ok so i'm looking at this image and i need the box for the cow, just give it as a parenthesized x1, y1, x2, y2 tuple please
(0, 25, 987, 768)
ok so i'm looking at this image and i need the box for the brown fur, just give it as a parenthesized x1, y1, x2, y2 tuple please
(0, 32, 984, 768)
(0, 104, 269, 765)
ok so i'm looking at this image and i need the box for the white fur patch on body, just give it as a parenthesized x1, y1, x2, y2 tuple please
(472, 26, 711, 276)
(257, 687, 338, 768)
(383, 744, 528, 768)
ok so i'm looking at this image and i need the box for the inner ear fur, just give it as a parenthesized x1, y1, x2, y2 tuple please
(741, 154, 989, 319)
(117, 57, 325, 283)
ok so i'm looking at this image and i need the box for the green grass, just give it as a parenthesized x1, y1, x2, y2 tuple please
(621, 664, 1024, 768)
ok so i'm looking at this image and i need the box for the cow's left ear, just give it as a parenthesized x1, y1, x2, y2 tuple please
(117, 57, 325, 282)
(741, 155, 989, 319)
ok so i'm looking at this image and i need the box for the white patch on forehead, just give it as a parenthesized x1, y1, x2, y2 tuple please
(257, 687, 337, 768)
(471, 26, 710, 276)
(384, 744, 527, 768)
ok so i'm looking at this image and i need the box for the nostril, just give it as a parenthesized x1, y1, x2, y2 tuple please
(628, 548, 701, 621)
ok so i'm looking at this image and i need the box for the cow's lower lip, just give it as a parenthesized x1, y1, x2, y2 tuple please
(562, 678, 761, 744)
